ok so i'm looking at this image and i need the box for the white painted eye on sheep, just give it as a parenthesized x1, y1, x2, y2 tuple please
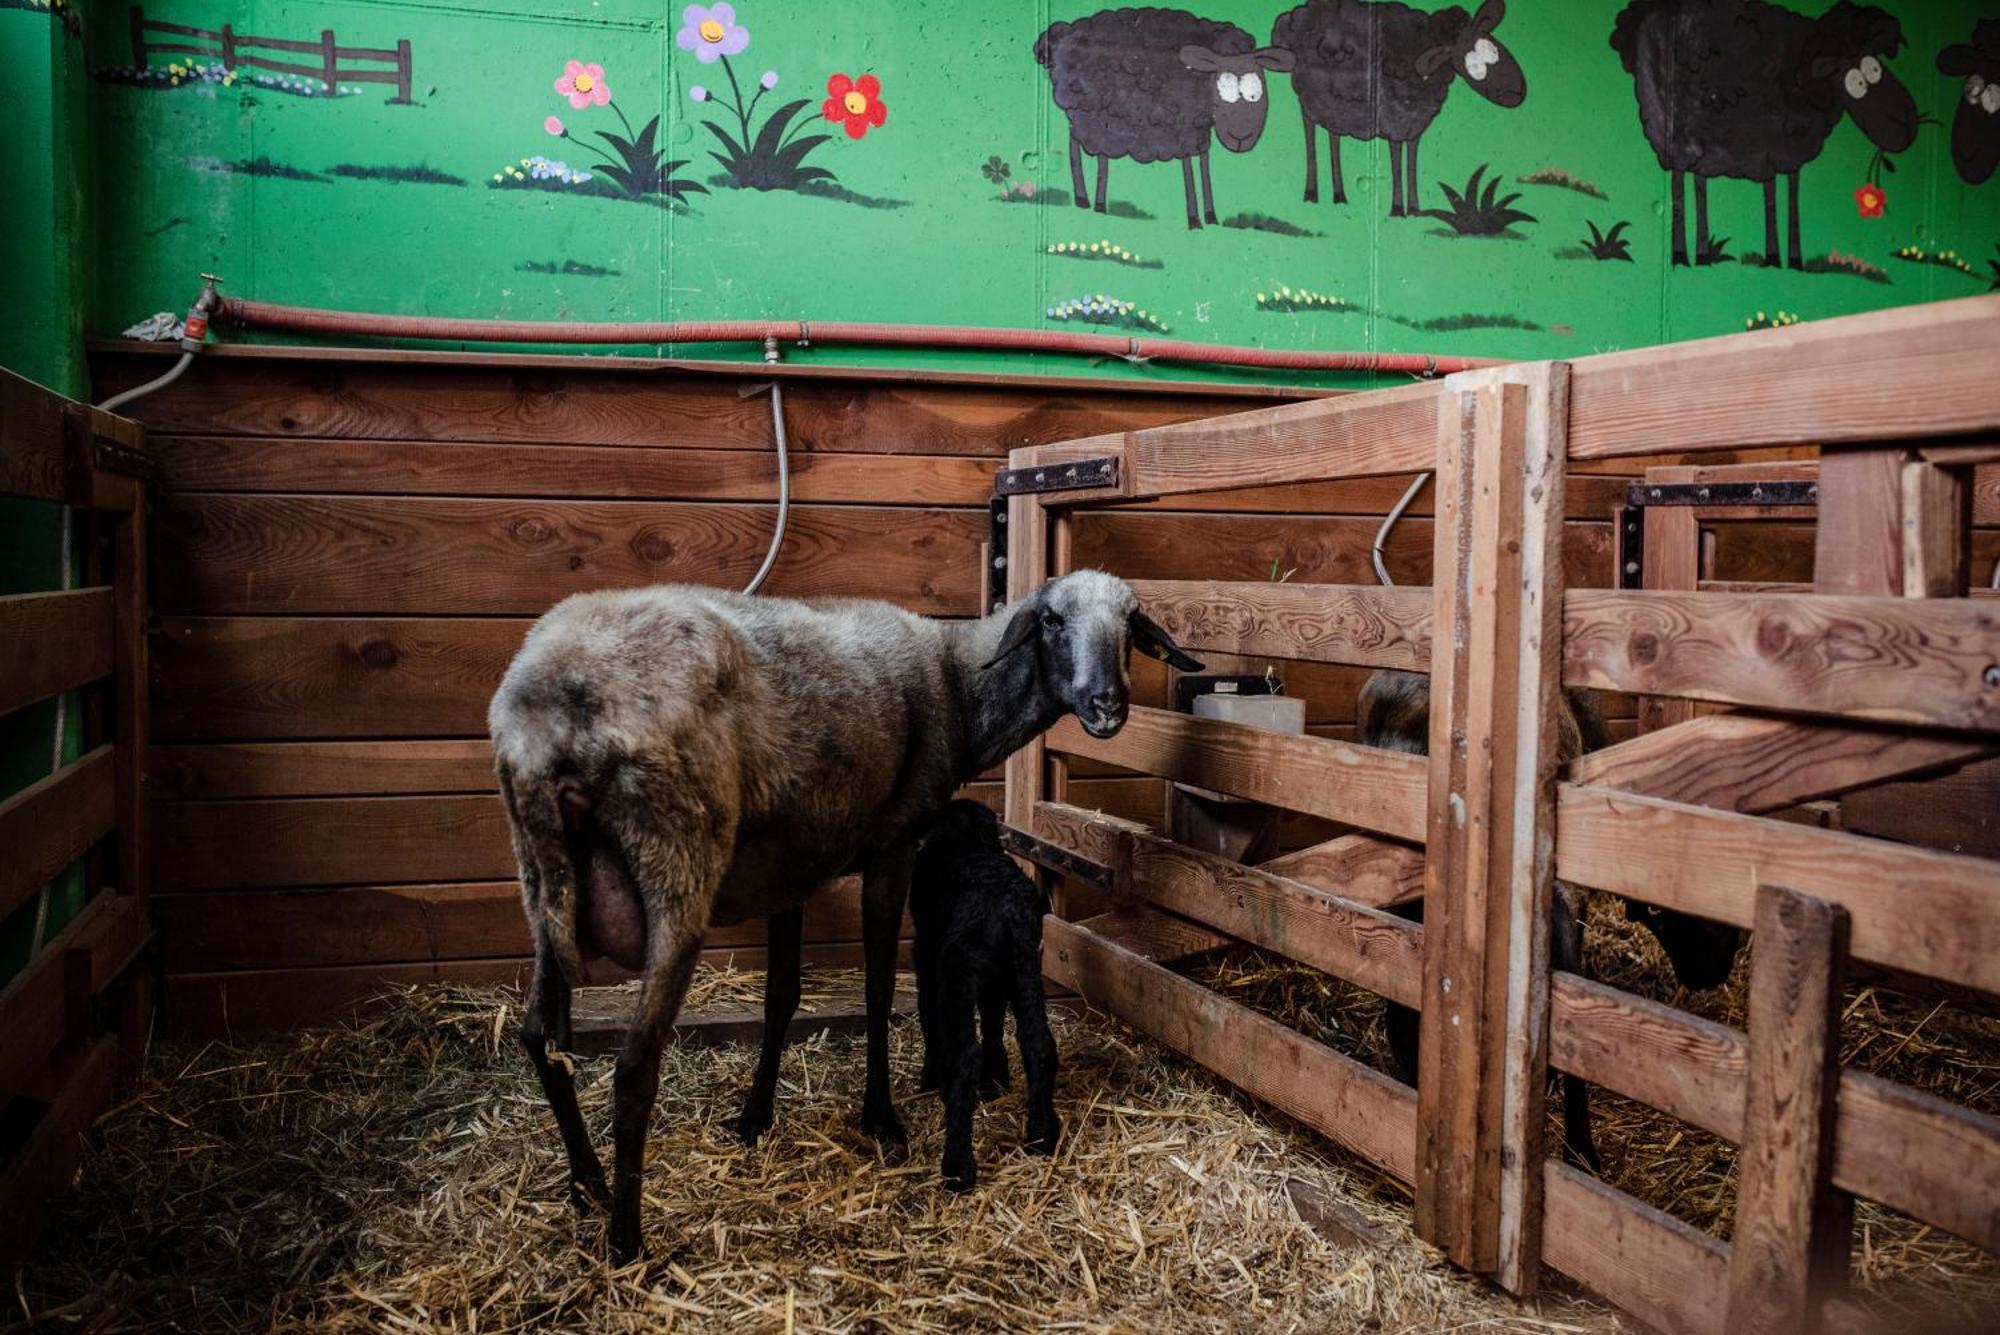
(1240, 71, 1264, 103)
(1843, 67, 1869, 99)
(1969, 74, 1987, 105)
(1860, 55, 1882, 85)
(1984, 82, 2000, 116)
(1215, 71, 1241, 103)
(1473, 38, 1499, 65)
(1464, 50, 1490, 81)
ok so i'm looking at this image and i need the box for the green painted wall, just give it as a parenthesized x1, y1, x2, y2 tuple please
(1, 0, 91, 984)
(69, 0, 2000, 378)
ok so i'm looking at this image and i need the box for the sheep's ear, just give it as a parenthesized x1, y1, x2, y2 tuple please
(980, 601, 1042, 670)
(1414, 42, 1458, 77)
(1936, 44, 1976, 76)
(1253, 45, 1296, 73)
(1472, 0, 1505, 35)
(1180, 44, 1224, 72)
(1130, 611, 1205, 672)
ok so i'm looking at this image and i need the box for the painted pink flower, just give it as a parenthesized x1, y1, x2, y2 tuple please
(555, 60, 611, 109)
(543, 115, 566, 136)
(676, 4, 749, 64)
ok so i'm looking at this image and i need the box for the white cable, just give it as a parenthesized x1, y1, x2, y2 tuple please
(1991, 555, 1999, 590)
(741, 381, 791, 595)
(97, 349, 195, 415)
(1372, 472, 1432, 586)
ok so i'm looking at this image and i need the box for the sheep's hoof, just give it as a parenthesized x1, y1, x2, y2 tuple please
(917, 1063, 943, 1094)
(570, 1173, 610, 1209)
(734, 1102, 775, 1146)
(942, 1157, 977, 1193)
(1025, 1115, 1062, 1157)
(1202, 212, 1218, 226)
(608, 1221, 643, 1267)
(861, 1102, 908, 1148)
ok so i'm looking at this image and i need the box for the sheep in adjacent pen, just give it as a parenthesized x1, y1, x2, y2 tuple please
(911, 799, 1062, 1192)
(489, 570, 1203, 1261)
(1359, 668, 1743, 1168)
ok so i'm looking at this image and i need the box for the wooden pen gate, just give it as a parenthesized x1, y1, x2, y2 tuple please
(1001, 296, 2000, 1334)
(0, 369, 156, 1262)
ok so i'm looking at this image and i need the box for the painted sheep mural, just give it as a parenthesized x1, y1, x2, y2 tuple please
(1275, 0, 1526, 218)
(1035, 8, 1294, 230)
(1939, 20, 2000, 186)
(1611, 0, 1919, 269)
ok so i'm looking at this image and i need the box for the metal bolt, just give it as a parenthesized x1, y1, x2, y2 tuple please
(1034, 470, 1046, 484)
(993, 555, 1007, 569)
(1696, 486, 1710, 501)
(1625, 561, 1640, 575)
(1649, 488, 1663, 500)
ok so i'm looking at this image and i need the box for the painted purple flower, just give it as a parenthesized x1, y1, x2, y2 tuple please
(760, 69, 778, 90)
(689, 84, 710, 103)
(555, 60, 610, 108)
(676, 4, 749, 64)
(544, 115, 566, 136)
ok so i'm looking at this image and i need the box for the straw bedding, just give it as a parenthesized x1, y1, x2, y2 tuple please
(16, 969, 1621, 1334)
(13, 894, 1997, 1332)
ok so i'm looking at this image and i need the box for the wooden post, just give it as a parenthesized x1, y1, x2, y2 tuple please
(395, 38, 413, 102)
(1637, 468, 1699, 733)
(1814, 447, 1907, 595)
(1898, 459, 1971, 598)
(1001, 450, 1049, 883)
(130, 6, 149, 68)
(321, 29, 339, 96)
(1415, 360, 1570, 1293)
(112, 500, 149, 904)
(1724, 885, 1850, 1335)
(219, 23, 237, 69)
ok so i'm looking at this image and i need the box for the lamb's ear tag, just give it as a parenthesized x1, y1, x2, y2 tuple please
(1140, 642, 1173, 663)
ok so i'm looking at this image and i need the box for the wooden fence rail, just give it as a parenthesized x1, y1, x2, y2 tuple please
(130, 7, 412, 101)
(1009, 295, 2000, 1334)
(0, 368, 155, 1265)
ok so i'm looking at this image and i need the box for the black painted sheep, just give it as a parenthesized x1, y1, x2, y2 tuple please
(911, 800, 1060, 1192)
(1035, 7, 1294, 229)
(1274, 0, 1525, 217)
(1611, 0, 1918, 268)
(1939, 20, 2000, 186)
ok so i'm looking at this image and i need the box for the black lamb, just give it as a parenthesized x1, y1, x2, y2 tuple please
(1611, 0, 1918, 268)
(1939, 20, 2000, 186)
(1036, 7, 1294, 229)
(1274, 0, 1525, 217)
(911, 800, 1060, 1191)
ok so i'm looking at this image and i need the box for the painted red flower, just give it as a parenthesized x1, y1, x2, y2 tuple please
(823, 72, 886, 139)
(1854, 183, 1885, 218)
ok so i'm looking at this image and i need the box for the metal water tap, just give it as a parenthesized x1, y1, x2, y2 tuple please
(181, 273, 224, 352)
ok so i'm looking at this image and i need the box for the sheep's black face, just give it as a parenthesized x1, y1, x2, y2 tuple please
(1831, 51, 1918, 153)
(1181, 44, 1296, 153)
(1624, 901, 1744, 992)
(1419, 0, 1524, 108)
(1939, 27, 2000, 184)
(985, 571, 1204, 740)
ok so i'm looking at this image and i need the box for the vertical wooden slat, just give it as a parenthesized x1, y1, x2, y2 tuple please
(1046, 510, 1078, 915)
(1813, 447, 1907, 596)
(113, 502, 149, 904)
(1001, 454, 1050, 870)
(1898, 460, 1970, 598)
(1724, 885, 1850, 1335)
(1416, 362, 1570, 1292)
(1638, 471, 1699, 733)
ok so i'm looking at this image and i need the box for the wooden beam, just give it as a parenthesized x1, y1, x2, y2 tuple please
(1725, 887, 1851, 1335)
(151, 738, 500, 800)
(0, 365, 69, 502)
(1813, 447, 1908, 597)
(566, 982, 916, 1056)
(1414, 363, 1569, 1292)
(1128, 579, 1431, 670)
(1556, 784, 2000, 993)
(1899, 459, 1972, 598)
(0, 893, 147, 1108)
(0, 587, 114, 719)
(1562, 590, 2000, 731)
(1121, 379, 1443, 499)
(1542, 1162, 1730, 1335)
(1549, 973, 2000, 1259)
(0, 1038, 119, 1266)
(1047, 706, 1427, 841)
(1068, 904, 1232, 964)
(1257, 833, 1426, 909)
(0, 746, 116, 921)
(1638, 467, 1702, 734)
(1002, 448, 1051, 847)
(112, 503, 149, 904)
(1042, 914, 1417, 1181)
(1567, 295, 2000, 459)
(1568, 713, 1996, 815)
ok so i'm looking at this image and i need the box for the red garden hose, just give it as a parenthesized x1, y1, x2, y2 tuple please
(216, 298, 1500, 377)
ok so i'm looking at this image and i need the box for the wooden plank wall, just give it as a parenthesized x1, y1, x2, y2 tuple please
(88, 346, 1813, 1042)
(90, 347, 1320, 1040)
